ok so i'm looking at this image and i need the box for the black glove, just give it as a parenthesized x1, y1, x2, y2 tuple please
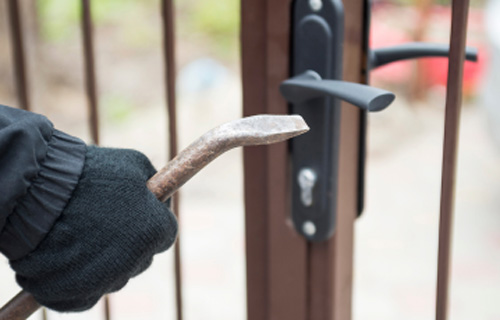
(10, 146, 178, 312)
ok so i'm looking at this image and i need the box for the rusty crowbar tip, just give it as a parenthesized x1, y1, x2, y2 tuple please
(148, 114, 309, 202)
(0, 114, 308, 320)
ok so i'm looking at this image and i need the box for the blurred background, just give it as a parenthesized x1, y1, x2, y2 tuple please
(0, 0, 498, 319)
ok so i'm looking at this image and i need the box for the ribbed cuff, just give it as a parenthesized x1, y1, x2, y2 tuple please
(0, 130, 86, 260)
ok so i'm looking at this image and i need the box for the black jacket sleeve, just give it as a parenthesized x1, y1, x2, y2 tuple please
(0, 105, 86, 260)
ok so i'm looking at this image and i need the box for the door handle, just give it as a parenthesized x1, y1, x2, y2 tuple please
(281, 0, 396, 242)
(355, 2, 480, 219)
(369, 42, 478, 69)
(280, 70, 394, 111)
(282, 0, 479, 242)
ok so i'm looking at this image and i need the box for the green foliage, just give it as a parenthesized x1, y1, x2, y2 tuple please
(188, 0, 240, 55)
(190, 0, 239, 38)
(37, 0, 79, 42)
(37, 0, 240, 56)
(101, 94, 134, 124)
(37, 0, 157, 43)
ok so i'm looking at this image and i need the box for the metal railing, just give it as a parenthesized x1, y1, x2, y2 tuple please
(0, 0, 181, 319)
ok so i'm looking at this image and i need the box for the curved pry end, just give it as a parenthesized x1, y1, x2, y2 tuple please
(237, 114, 310, 146)
(286, 114, 310, 136)
(147, 114, 310, 201)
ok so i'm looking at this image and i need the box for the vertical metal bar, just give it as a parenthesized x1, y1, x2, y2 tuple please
(161, 1, 182, 320)
(6, 0, 30, 110)
(435, 0, 470, 319)
(242, 1, 308, 320)
(81, 0, 100, 145)
(241, 1, 271, 318)
(265, 1, 309, 320)
(80, 1, 107, 318)
(6, 1, 45, 318)
(357, 0, 371, 217)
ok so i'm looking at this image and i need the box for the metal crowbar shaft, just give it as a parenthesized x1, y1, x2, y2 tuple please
(0, 114, 309, 320)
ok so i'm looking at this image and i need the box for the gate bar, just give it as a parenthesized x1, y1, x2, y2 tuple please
(6, 1, 43, 318)
(81, 1, 110, 318)
(161, 1, 183, 320)
(82, 0, 100, 145)
(436, 0, 471, 319)
(242, 0, 308, 319)
(6, 0, 30, 111)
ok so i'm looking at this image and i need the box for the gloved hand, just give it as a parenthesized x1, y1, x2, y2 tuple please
(9, 146, 178, 312)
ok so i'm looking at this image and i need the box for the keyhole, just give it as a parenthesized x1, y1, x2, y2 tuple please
(298, 168, 317, 207)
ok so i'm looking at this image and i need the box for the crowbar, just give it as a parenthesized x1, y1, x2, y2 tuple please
(0, 114, 309, 320)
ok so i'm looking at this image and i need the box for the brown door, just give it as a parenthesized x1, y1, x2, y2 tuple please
(241, 0, 367, 319)
(241, 0, 472, 319)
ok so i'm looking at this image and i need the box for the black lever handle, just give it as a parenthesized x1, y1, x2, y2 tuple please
(280, 70, 395, 112)
(369, 42, 478, 69)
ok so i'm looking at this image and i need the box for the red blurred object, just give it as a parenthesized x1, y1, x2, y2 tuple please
(424, 50, 486, 96)
(369, 6, 412, 83)
(370, 4, 485, 97)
